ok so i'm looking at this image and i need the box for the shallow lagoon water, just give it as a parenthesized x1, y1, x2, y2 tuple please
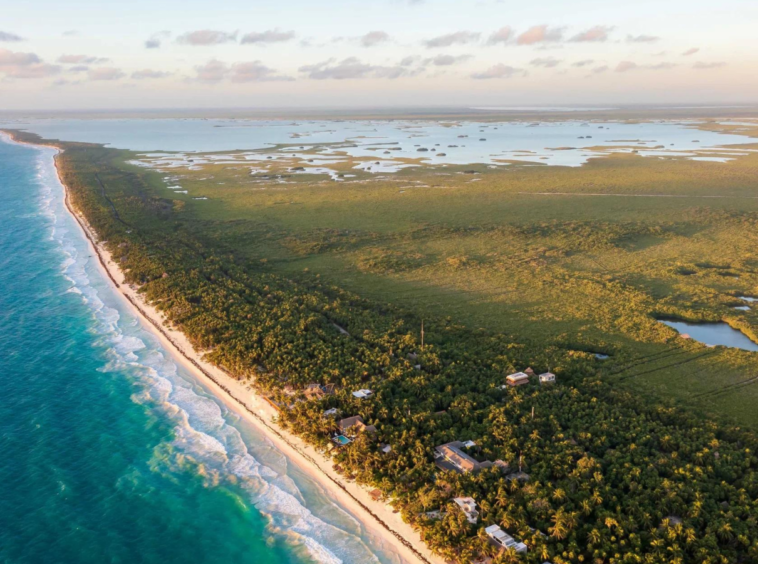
(660, 320, 758, 352)
(0, 137, 401, 564)
(4, 118, 754, 168)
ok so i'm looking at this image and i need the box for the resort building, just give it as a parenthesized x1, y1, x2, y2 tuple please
(484, 524, 527, 553)
(338, 415, 376, 435)
(304, 383, 335, 400)
(352, 389, 373, 399)
(453, 497, 479, 524)
(539, 372, 556, 385)
(505, 372, 530, 387)
(434, 441, 493, 474)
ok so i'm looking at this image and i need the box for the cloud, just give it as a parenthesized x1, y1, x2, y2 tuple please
(131, 69, 172, 79)
(693, 61, 726, 69)
(626, 34, 659, 43)
(62, 30, 79, 37)
(591, 65, 609, 74)
(486, 26, 513, 46)
(517, 25, 564, 45)
(570, 25, 613, 43)
(0, 31, 24, 42)
(360, 31, 390, 47)
(88, 67, 125, 80)
(400, 55, 420, 66)
(615, 60, 638, 72)
(0, 48, 60, 78)
(682, 47, 699, 57)
(69, 65, 90, 73)
(145, 31, 171, 49)
(423, 31, 480, 48)
(230, 61, 294, 82)
(299, 57, 411, 79)
(572, 59, 595, 67)
(530, 56, 562, 68)
(615, 60, 677, 72)
(424, 54, 472, 66)
(240, 29, 296, 45)
(194, 59, 229, 82)
(648, 62, 677, 70)
(471, 63, 526, 79)
(177, 30, 237, 46)
(57, 54, 110, 64)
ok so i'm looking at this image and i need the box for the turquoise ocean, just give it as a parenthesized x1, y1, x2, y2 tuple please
(0, 137, 398, 563)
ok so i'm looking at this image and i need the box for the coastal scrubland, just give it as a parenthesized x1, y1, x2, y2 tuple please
(12, 125, 758, 564)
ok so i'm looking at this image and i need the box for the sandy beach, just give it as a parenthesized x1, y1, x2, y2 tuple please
(10, 133, 444, 564)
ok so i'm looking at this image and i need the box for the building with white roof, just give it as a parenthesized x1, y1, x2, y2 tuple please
(484, 524, 527, 553)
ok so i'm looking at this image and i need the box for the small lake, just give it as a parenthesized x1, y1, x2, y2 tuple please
(660, 320, 758, 352)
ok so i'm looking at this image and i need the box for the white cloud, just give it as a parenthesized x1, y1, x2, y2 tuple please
(241, 29, 296, 45)
(194, 59, 229, 82)
(682, 47, 699, 56)
(693, 61, 726, 69)
(572, 59, 595, 67)
(0, 31, 24, 42)
(570, 25, 613, 42)
(145, 31, 171, 49)
(424, 54, 472, 66)
(299, 57, 412, 79)
(360, 31, 390, 47)
(57, 54, 109, 64)
(88, 67, 125, 80)
(131, 69, 172, 79)
(0, 48, 60, 78)
(530, 56, 562, 68)
(424, 31, 480, 48)
(626, 34, 660, 43)
(177, 30, 237, 46)
(471, 63, 526, 79)
(230, 61, 294, 82)
(517, 25, 564, 45)
(486, 27, 513, 46)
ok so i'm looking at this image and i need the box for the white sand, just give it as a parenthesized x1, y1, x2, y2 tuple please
(30, 136, 444, 564)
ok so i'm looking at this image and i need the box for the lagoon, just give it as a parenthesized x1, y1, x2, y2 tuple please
(660, 320, 758, 352)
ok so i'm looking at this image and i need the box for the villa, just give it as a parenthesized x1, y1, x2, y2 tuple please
(539, 372, 556, 385)
(338, 415, 376, 435)
(453, 497, 479, 524)
(352, 389, 373, 399)
(484, 524, 527, 554)
(505, 372, 530, 387)
(434, 441, 493, 474)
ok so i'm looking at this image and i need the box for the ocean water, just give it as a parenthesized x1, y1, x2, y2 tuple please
(0, 138, 400, 563)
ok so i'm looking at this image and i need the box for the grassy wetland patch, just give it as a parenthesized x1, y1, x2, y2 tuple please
(136, 123, 758, 427)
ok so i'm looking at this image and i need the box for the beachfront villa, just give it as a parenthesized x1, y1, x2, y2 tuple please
(484, 524, 528, 553)
(453, 497, 479, 524)
(434, 441, 493, 474)
(352, 389, 373, 399)
(338, 415, 376, 435)
(505, 372, 530, 387)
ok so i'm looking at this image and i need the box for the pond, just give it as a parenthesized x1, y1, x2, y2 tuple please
(660, 320, 758, 352)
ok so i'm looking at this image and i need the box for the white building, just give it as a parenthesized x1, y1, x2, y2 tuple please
(453, 497, 479, 524)
(352, 389, 373, 399)
(484, 524, 527, 553)
(539, 372, 556, 385)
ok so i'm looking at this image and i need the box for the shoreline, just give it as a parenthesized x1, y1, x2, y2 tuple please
(5, 133, 442, 564)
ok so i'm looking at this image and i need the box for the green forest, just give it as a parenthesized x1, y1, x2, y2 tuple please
(11, 127, 758, 564)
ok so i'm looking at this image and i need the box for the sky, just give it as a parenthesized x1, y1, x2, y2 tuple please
(1, 0, 757, 110)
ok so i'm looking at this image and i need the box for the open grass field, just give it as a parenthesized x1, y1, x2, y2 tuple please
(126, 121, 758, 428)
